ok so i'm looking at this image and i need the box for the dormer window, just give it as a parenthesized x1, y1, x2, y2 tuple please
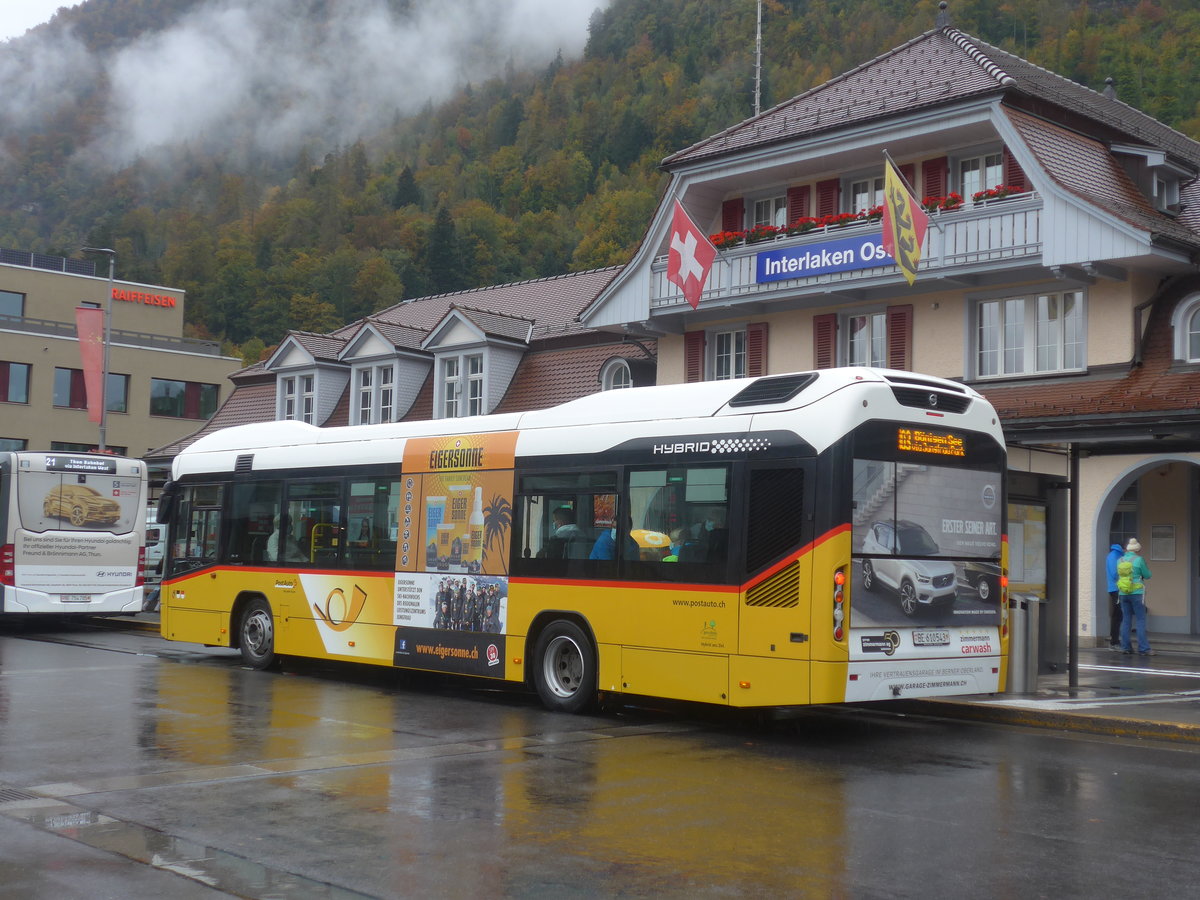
(600, 358, 632, 391)
(440, 353, 484, 418)
(1154, 174, 1180, 212)
(355, 363, 396, 425)
(281, 374, 315, 423)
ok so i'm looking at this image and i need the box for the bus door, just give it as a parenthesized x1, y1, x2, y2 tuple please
(737, 459, 815, 662)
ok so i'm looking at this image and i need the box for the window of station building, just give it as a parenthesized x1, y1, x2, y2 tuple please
(752, 195, 787, 228)
(439, 353, 484, 419)
(712, 328, 747, 380)
(0, 438, 26, 452)
(975, 290, 1085, 378)
(150, 377, 219, 419)
(600, 358, 632, 391)
(0, 361, 30, 404)
(50, 440, 129, 455)
(280, 374, 315, 423)
(354, 364, 396, 426)
(849, 175, 884, 213)
(846, 312, 887, 367)
(958, 152, 1003, 199)
(0, 290, 24, 319)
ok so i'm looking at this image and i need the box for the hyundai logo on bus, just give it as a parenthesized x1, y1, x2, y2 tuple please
(652, 436, 772, 455)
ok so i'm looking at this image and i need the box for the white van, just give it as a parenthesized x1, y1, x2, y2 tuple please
(145, 508, 166, 583)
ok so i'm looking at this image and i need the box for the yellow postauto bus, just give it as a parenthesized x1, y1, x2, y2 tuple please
(158, 367, 1008, 712)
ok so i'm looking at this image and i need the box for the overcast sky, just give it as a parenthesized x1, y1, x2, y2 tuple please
(2, 0, 74, 43)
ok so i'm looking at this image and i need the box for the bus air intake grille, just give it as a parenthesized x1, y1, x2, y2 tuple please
(728, 373, 818, 408)
(234, 454, 254, 473)
(746, 561, 800, 608)
(889, 386, 971, 414)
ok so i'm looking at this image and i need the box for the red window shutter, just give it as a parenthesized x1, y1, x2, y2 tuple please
(746, 323, 768, 377)
(786, 185, 810, 224)
(70, 369, 87, 409)
(813, 314, 838, 369)
(816, 179, 841, 217)
(0, 363, 8, 401)
(922, 157, 948, 198)
(899, 164, 916, 191)
(886, 304, 913, 371)
(684, 331, 706, 383)
(721, 198, 744, 233)
(1002, 148, 1030, 192)
(184, 381, 200, 419)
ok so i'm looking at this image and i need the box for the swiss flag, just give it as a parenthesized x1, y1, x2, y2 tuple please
(666, 199, 717, 310)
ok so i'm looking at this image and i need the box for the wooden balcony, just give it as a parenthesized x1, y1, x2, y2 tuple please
(649, 192, 1044, 310)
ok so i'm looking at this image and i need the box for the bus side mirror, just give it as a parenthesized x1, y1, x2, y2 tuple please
(157, 481, 177, 524)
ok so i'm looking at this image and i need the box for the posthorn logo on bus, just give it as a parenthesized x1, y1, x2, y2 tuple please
(652, 436, 773, 455)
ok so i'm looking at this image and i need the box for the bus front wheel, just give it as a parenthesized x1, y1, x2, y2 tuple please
(239, 598, 277, 670)
(532, 620, 596, 714)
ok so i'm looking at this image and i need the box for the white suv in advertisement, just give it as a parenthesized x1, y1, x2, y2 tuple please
(861, 520, 957, 616)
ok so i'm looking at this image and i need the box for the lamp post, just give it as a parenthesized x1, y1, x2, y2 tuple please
(81, 247, 115, 452)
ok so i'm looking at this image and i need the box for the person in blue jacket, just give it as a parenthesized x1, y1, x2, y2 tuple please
(1117, 538, 1153, 656)
(1105, 542, 1125, 650)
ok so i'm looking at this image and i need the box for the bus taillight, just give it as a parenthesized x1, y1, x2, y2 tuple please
(0, 544, 13, 586)
(136, 546, 146, 588)
(833, 567, 846, 641)
(1000, 572, 1009, 637)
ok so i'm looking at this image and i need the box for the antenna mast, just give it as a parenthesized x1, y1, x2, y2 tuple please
(754, 0, 763, 115)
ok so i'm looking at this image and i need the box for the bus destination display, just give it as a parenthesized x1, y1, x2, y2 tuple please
(897, 427, 965, 458)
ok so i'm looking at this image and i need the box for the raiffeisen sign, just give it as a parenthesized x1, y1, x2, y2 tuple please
(112, 287, 177, 308)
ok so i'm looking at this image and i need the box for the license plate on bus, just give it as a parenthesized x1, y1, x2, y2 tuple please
(912, 630, 950, 646)
(59, 594, 92, 603)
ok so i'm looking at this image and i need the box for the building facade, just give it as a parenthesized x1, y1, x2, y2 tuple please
(0, 249, 241, 469)
(149, 267, 658, 464)
(582, 14, 1200, 653)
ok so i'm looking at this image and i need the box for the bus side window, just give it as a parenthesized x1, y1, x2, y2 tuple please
(512, 471, 618, 579)
(626, 466, 732, 582)
(228, 481, 282, 565)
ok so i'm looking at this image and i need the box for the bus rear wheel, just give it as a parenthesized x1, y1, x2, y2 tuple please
(239, 598, 277, 670)
(532, 620, 596, 714)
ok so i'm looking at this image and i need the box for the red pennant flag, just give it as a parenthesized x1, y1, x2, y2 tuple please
(666, 199, 718, 310)
(881, 158, 930, 286)
(75, 306, 105, 424)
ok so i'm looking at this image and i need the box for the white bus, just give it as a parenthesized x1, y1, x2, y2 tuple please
(0, 452, 148, 615)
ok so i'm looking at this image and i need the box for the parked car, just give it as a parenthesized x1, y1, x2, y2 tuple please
(962, 561, 1002, 601)
(861, 520, 958, 616)
(42, 484, 121, 527)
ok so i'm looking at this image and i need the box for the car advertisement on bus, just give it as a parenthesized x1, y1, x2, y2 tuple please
(391, 431, 516, 676)
(849, 459, 1003, 631)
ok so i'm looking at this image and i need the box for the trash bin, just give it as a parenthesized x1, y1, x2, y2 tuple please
(1006, 594, 1040, 693)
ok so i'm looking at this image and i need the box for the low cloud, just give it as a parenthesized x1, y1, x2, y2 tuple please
(0, 0, 606, 168)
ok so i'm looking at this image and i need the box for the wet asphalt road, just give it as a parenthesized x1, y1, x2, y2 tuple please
(2, 621, 1199, 898)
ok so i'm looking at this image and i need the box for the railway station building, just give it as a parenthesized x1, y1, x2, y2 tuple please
(581, 9, 1200, 655)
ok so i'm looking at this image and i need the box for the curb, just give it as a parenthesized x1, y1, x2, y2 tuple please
(889, 698, 1200, 744)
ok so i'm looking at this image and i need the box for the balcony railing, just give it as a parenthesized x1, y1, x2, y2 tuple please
(0, 314, 223, 356)
(650, 192, 1043, 309)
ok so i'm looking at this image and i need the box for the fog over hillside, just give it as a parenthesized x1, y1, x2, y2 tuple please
(0, 0, 608, 168)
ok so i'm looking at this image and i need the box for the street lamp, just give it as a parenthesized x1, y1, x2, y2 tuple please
(81, 247, 115, 452)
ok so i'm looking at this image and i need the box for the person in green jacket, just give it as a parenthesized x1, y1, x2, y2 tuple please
(1117, 537, 1154, 656)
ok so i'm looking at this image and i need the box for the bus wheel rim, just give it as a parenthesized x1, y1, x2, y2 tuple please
(543, 635, 583, 698)
(245, 610, 273, 654)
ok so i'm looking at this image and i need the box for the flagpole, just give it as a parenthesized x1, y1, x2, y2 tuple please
(81, 247, 115, 452)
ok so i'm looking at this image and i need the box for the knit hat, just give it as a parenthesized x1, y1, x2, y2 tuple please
(1126, 538, 1141, 553)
